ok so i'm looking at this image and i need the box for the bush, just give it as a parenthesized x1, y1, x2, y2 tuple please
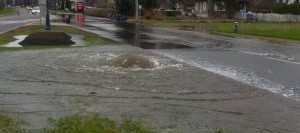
(143, 9, 167, 20)
(85, 8, 117, 17)
(164, 11, 180, 17)
(273, 4, 300, 15)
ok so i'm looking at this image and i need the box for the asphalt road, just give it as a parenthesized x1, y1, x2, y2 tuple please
(53, 14, 300, 101)
(1, 12, 300, 133)
(1, 45, 300, 133)
(0, 8, 39, 33)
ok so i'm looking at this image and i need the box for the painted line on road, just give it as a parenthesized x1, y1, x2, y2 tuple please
(267, 57, 300, 65)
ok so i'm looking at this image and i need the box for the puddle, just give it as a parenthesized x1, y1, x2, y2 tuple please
(71, 35, 85, 46)
(2, 35, 85, 47)
(53, 13, 194, 50)
(2, 35, 25, 47)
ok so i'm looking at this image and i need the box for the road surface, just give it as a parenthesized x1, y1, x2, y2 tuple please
(0, 8, 39, 33)
(1, 13, 300, 133)
(52, 14, 300, 101)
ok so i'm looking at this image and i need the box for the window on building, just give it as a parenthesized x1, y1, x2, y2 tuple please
(203, 2, 207, 11)
(214, 2, 225, 11)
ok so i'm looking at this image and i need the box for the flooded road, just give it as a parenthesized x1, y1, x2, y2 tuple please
(52, 14, 300, 101)
(1, 13, 300, 133)
(1, 46, 300, 133)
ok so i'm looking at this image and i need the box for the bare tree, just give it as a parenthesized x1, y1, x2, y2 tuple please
(93, 0, 108, 7)
(0, 0, 4, 9)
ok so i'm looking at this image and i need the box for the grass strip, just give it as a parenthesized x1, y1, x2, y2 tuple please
(0, 25, 116, 51)
(0, 8, 16, 15)
(44, 114, 154, 133)
(0, 114, 17, 133)
(0, 113, 155, 133)
(144, 20, 300, 41)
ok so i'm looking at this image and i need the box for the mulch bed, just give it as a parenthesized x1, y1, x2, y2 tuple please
(19, 32, 75, 46)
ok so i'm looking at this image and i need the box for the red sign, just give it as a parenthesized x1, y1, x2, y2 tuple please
(77, 2, 84, 12)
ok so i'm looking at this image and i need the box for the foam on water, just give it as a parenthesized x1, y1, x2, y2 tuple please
(241, 51, 299, 64)
(160, 54, 288, 97)
(53, 53, 183, 74)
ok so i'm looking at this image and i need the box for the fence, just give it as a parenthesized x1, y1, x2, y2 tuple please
(252, 13, 300, 22)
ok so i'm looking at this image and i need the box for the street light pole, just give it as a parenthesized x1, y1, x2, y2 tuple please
(64, 0, 66, 10)
(45, 0, 51, 31)
(4, 0, 6, 9)
(135, 0, 138, 21)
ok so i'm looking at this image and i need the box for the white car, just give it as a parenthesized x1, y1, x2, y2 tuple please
(32, 6, 40, 14)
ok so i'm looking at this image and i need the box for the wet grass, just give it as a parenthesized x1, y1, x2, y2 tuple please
(0, 114, 155, 133)
(0, 8, 16, 15)
(0, 25, 116, 51)
(144, 20, 300, 41)
(0, 114, 17, 133)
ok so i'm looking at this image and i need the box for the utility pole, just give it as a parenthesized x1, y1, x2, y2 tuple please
(4, 0, 6, 9)
(135, 0, 138, 21)
(64, 0, 67, 10)
(45, 0, 51, 31)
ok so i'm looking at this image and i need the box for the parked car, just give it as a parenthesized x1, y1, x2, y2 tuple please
(26, 6, 32, 10)
(32, 6, 40, 14)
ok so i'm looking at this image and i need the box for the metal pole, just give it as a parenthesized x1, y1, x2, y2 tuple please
(135, 0, 138, 21)
(45, 0, 51, 31)
(64, 0, 66, 10)
(55, 0, 57, 10)
(4, 0, 6, 9)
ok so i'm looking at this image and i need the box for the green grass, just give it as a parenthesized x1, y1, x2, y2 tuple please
(0, 114, 155, 133)
(0, 8, 16, 15)
(44, 114, 154, 133)
(144, 20, 300, 41)
(0, 114, 17, 133)
(0, 25, 116, 51)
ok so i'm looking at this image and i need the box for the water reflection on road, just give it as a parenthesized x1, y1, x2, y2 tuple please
(53, 13, 192, 49)
(52, 13, 300, 101)
(1, 13, 300, 133)
(2, 45, 300, 133)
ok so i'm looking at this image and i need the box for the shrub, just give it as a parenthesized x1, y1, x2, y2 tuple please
(143, 9, 167, 20)
(164, 11, 180, 17)
(273, 4, 300, 15)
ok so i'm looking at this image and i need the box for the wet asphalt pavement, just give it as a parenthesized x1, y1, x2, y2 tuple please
(52, 14, 300, 101)
(1, 46, 300, 133)
(0, 8, 39, 33)
(1, 13, 300, 133)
